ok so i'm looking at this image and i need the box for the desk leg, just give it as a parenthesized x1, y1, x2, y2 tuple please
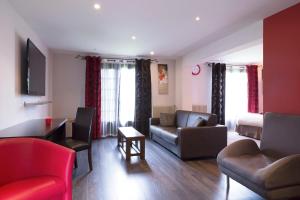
(140, 138, 145, 160)
(126, 139, 131, 161)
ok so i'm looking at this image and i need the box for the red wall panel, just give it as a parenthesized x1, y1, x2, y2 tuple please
(263, 3, 300, 114)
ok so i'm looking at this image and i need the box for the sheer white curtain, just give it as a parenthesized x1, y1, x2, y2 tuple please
(225, 67, 248, 131)
(101, 62, 135, 137)
(119, 66, 135, 125)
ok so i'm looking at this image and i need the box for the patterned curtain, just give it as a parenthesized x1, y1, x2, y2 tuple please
(211, 63, 226, 125)
(135, 59, 152, 136)
(85, 56, 101, 139)
(246, 65, 259, 113)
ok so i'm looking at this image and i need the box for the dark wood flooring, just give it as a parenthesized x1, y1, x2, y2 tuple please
(73, 135, 264, 200)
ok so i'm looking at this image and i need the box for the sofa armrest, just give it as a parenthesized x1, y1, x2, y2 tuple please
(178, 126, 227, 139)
(178, 126, 227, 159)
(149, 118, 160, 125)
(217, 139, 260, 163)
(255, 154, 300, 189)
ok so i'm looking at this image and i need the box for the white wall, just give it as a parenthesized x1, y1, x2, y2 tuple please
(175, 58, 183, 109)
(52, 54, 176, 119)
(53, 53, 86, 119)
(151, 59, 176, 107)
(175, 21, 263, 112)
(0, 0, 53, 130)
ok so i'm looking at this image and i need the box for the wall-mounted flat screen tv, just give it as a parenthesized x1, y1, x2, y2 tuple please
(25, 39, 46, 96)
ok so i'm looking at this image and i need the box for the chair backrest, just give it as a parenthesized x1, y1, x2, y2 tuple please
(73, 107, 95, 144)
(175, 110, 217, 128)
(0, 138, 74, 186)
(261, 112, 300, 157)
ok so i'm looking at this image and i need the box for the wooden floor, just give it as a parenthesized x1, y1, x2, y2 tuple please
(73, 134, 263, 200)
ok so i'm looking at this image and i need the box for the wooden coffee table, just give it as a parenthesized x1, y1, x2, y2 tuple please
(117, 127, 145, 161)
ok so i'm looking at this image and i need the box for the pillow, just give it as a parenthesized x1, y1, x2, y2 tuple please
(189, 117, 206, 127)
(160, 113, 175, 127)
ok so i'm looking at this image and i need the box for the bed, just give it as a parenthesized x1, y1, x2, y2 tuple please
(235, 113, 263, 140)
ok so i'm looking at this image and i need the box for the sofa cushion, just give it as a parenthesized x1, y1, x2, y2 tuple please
(175, 110, 190, 128)
(0, 176, 65, 200)
(187, 113, 206, 127)
(194, 112, 218, 126)
(160, 113, 175, 127)
(150, 125, 178, 144)
(220, 153, 276, 189)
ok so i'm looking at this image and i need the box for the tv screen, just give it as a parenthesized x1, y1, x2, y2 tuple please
(26, 39, 46, 96)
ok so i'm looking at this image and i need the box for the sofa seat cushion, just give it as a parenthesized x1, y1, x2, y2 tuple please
(0, 176, 65, 200)
(64, 138, 89, 151)
(221, 153, 277, 188)
(150, 125, 178, 145)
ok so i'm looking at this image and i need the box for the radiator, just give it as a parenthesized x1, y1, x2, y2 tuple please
(192, 105, 207, 113)
(152, 105, 176, 118)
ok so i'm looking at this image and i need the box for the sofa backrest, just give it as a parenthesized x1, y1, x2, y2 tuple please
(176, 110, 190, 127)
(261, 112, 300, 157)
(175, 110, 217, 128)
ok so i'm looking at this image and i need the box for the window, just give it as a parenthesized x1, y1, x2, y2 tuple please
(225, 67, 248, 131)
(101, 61, 135, 137)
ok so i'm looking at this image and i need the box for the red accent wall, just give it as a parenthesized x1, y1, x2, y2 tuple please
(263, 3, 300, 114)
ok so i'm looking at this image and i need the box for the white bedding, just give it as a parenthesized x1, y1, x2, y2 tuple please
(237, 113, 263, 127)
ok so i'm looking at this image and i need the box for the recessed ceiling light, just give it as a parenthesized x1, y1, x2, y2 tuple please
(195, 16, 200, 21)
(131, 36, 136, 40)
(150, 51, 155, 55)
(94, 3, 101, 10)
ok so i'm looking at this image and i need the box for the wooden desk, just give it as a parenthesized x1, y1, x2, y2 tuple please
(0, 119, 67, 143)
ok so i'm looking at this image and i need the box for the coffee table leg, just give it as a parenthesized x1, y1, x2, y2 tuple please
(140, 138, 145, 160)
(117, 131, 120, 147)
(126, 139, 131, 161)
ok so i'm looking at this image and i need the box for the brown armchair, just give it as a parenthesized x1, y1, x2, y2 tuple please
(217, 112, 300, 200)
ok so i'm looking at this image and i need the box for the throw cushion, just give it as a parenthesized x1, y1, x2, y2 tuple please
(160, 113, 175, 127)
(189, 117, 206, 127)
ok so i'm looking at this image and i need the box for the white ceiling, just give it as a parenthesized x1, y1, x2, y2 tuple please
(9, 0, 300, 58)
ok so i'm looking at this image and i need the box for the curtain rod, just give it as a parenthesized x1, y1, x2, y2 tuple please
(75, 55, 158, 63)
(205, 62, 263, 68)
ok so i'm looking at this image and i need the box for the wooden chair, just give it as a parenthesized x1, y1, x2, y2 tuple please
(63, 107, 95, 171)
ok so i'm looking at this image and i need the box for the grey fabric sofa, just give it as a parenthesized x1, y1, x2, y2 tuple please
(217, 112, 300, 200)
(149, 110, 227, 159)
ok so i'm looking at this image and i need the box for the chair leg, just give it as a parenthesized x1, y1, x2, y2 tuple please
(88, 147, 93, 171)
(74, 154, 78, 168)
(226, 175, 230, 194)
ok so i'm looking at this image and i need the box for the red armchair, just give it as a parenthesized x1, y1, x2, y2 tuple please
(0, 138, 75, 200)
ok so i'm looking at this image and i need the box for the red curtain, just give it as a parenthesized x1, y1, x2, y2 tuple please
(85, 56, 101, 139)
(246, 65, 259, 113)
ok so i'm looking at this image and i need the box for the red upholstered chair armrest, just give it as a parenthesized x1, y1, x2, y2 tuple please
(31, 139, 75, 200)
(32, 139, 75, 178)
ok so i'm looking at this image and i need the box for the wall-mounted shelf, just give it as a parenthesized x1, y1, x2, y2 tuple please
(24, 101, 53, 107)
